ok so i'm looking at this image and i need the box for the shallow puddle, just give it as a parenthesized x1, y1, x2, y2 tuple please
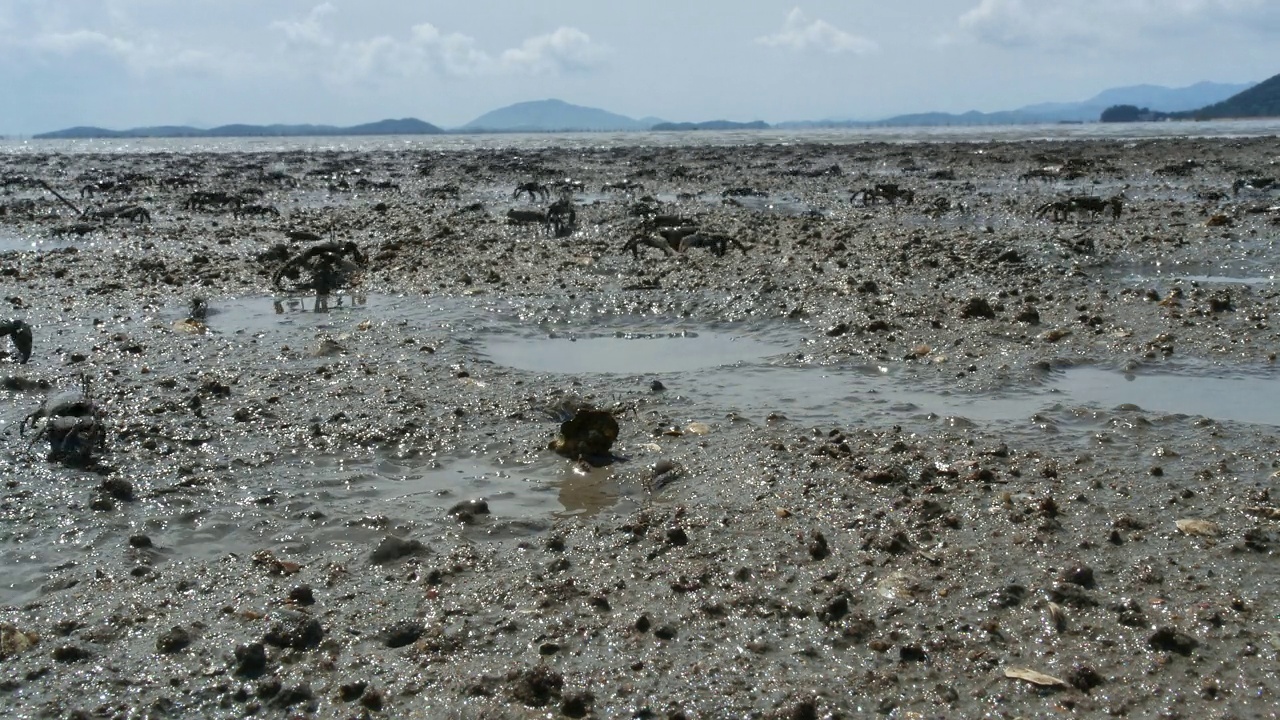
(660, 361, 1280, 428)
(0, 230, 75, 253)
(350, 452, 622, 520)
(189, 294, 1280, 428)
(1057, 366, 1280, 425)
(481, 330, 787, 374)
(1122, 264, 1277, 286)
(721, 194, 826, 217)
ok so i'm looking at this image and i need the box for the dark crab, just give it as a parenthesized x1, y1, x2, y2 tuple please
(273, 241, 368, 296)
(0, 319, 32, 363)
(22, 378, 106, 466)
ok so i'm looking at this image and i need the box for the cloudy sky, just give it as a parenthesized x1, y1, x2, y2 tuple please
(0, 0, 1274, 133)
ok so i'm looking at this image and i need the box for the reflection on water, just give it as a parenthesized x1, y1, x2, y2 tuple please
(273, 293, 369, 315)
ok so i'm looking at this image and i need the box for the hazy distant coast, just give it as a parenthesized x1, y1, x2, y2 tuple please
(29, 77, 1274, 139)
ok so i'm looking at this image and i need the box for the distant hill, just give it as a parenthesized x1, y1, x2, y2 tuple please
(651, 120, 770, 131)
(33, 118, 443, 139)
(1185, 72, 1280, 120)
(461, 99, 648, 132)
(777, 80, 1256, 128)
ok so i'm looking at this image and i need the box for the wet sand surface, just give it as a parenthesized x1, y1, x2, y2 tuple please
(1, 136, 1279, 718)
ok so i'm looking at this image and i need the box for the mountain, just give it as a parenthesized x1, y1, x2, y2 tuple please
(461, 99, 647, 132)
(776, 80, 1256, 128)
(33, 118, 443, 139)
(1185, 72, 1280, 119)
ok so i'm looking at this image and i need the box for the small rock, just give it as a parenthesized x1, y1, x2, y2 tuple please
(789, 699, 819, 720)
(99, 478, 134, 501)
(1067, 664, 1103, 692)
(270, 683, 314, 709)
(52, 644, 90, 663)
(1149, 626, 1199, 655)
(369, 535, 426, 564)
(862, 465, 909, 484)
(381, 621, 424, 649)
(448, 499, 490, 523)
(156, 626, 191, 654)
(990, 584, 1026, 608)
(263, 612, 324, 650)
(548, 409, 618, 461)
(808, 531, 830, 561)
(359, 688, 384, 711)
(337, 681, 367, 702)
(899, 645, 927, 662)
(959, 296, 996, 319)
(665, 527, 689, 546)
(0, 624, 38, 659)
(128, 534, 153, 549)
(509, 665, 564, 708)
(233, 642, 268, 677)
(820, 594, 850, 623)
(288, 585, 315, 605)
(561, 691, 594, 718)
(1059, 563, 1095, 588)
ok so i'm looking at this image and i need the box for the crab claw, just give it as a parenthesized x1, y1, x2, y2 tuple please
(1, 319, 32, 364)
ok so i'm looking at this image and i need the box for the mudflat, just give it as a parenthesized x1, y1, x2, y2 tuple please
(1, 136, 1279, 718)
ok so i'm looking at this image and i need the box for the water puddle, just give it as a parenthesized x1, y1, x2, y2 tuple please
(1058, 366, 1280, 425)
(1120, 261, 1277, 287)
(178, 292, 383, 338)
(185, 293, 1280, 429)
(0, 230, 75, 252)
(480, 330, 786, 374)
(719, 194, 826, 217)
(351, 452, 622, 519)
(687, 363, 1280, 428)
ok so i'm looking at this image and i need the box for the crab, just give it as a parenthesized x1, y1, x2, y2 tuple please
(601, 179, 644, 194)
(1232, 177, 1276, 196)
(184, 191, 243, 212)
(235, 204, 282, 219)
(273, 240, 367, 297)
(21, 377, 106, 466)
(0, 319, 32, 363)
(546, 198, 576, 237)
(1035, 194, 1123, 222)
(851, 183, 915, 207)
(90, 204, 151, 222)
(677, 232, 749, 256)
(512, 182, 550, 202)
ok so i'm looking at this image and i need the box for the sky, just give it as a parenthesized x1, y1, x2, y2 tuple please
(0, 0, 1275, 134)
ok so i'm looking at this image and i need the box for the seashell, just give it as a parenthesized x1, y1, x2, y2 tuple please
(1175, 518, 1221, 537)
(1004, 667, 1067, 688)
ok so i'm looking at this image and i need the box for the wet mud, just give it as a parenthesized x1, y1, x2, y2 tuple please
(1, 136, 1280, 717)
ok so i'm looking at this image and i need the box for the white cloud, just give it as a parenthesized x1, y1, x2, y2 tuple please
(271, 2, 336, 47)
(953, 0, 1280, 50)
(499, 27, 606, 74)
(756, 8, 877, 55)
(269, 4, 608, 82)
(17, 26, 240, 76)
